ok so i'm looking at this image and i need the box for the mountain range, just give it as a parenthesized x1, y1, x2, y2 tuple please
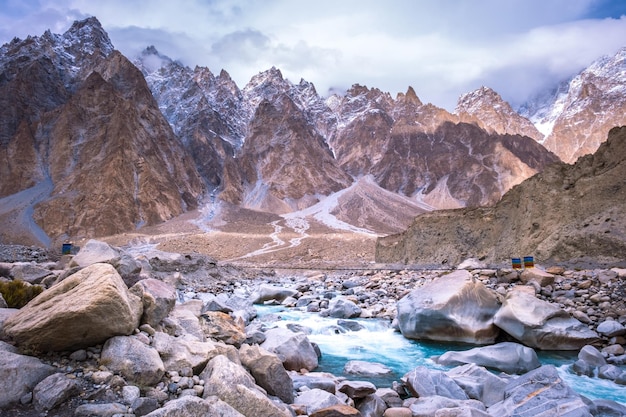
(1, 17, 625, 251)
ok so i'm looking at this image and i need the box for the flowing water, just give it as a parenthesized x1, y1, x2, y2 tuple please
(256, 305, 626, 405)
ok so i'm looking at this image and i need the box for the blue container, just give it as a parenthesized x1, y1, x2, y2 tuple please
(511, 258, 522, 269)
(62, 243, 72, 255)
(523, 256, 534, 268)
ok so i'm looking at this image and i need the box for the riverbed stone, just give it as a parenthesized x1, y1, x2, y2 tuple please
(344, 360, 393, 377)
(251, 284, 298, 304)
(596, 320, 626, 337)
(239, 343, 294, 403)
(328, 297, 362, 319)
(130, 278, 176, 327)
(592, 399, 626, 417)
(0, 351, 56, 408)
(143, 396, 245, 417)
(3, 263, 142, 351)
(436, 342, 540, 374)
(487, 365, 591, 417)
(357, 394, 387, 417)
(493, 288, 599, 350)
(291, 372, 338, 393)
(295, 388, 344, 415)
(446, 364, 506, 407)
(578, 344, 607, 367)
(396, 270, 500, 344)
(383, 407, 412, 417)
(200, 311, 246, 347)
(310, 404, 362, 417)
(74, 402, 128, 416)
(520, 267, 555, 287)
(337, 380, 377, 399)
(32, 373, 81, 411)
(261, 327, 319, 371)
(402, 366, 468, 400)
(101, 335, 165, 386)
(152, 332, 218, 373)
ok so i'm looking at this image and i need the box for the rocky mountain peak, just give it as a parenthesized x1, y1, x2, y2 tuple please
(396, 86, 422, 106)
(62, 16, 114, 59)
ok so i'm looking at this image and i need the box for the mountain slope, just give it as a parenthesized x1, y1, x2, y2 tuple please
(376, 126, 626, 267)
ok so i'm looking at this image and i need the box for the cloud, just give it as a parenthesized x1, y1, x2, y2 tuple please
(2, 0, 626, 110)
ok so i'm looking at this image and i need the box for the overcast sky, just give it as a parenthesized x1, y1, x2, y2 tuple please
(2, 0, 626, 110)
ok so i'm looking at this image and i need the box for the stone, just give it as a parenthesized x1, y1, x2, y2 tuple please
(597, 320, 626, 337)
(295, 388, 344, 415)
(122, 385, 141, 404)
(69, 349, 88, 361)
(376, 388, 403, 408)
(396, 270, 500, 344)
(152, 332, 219, 374)
(0, 340, 18, 353)
(168, 306, 205, 341)
(493, 288, 599, 350)
(344, 360, 393, 377)
(200, 311, 247, 347)
(598, 364, 623, 380)
(487, 365, 591, 417)
(10, 263, 53, 284)
(74, 402, 128, 416)
(143, 396, 245, 417)
(337, 380, 377, 399)
(261, 327, 319, 371)
(310, 404, 362, 417)
(291, 373, 338, 393)
(251, 284, 299, 304)
(33, 373, 80, 411)
(4, 263, 142, 351)
(435, 406, 491, 416)
(578, 344, 607, 367)
(402, 366, 468, 400)
(130, 278, 176, 327)
(101, 335, 165, 386)
(131, 397, 159, 416)
(328, 297, 362, 319)
(0, 293, 7, 308)
(71, 239, 121, 268)
(383, 407, 412, 417)
(592, 399, 626, 417)
(446, 364, 506, 407)
(200, 354, 290, 417)
(407, 396, 463, 417)
(520, 267, 555, 287)
(357, 394, 387, 417)
(0, 351, 56, 408)
(239, 343, 294, 403)
(436, 342, 540, 374)
(337, 319, 365, 332)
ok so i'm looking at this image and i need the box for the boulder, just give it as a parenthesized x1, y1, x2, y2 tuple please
(577, 345, 607, 367)
(0, 308, 18, 338)
(239, 344, 294, 403)
(446, 364, 506, 407)
(520, 267, 555, 287)
(143, 396, 245, 417)
(596, 320, 626, 337)
(152, 332, 219, 374)
(344, 360, 393, 377)
(383, 407, 412, 417)
(328, 298, 362, 319)
(436, 342, 540, 374)
(251, 284, 299, 304)
(310, 404, 362, 417)
(10, 263, 53, 284)
(130, 279, 176, 327)
(295, 388, 344, 415)
(200, 311, 247, 347)
(493, 288, 599, 350)
(487, 365, 591, 417)
(33, 373, 81, 411)
(396, 270, 500, 344)
(168, 306, 205, 341)
(357, 394, 388, 417)
(200, 355, 290, 417)
(0, 351, 56, 408)
(74, 403, 128, 416)
(101, 335, 165, 386)
(4, 263, 142, 351)
(402, 366, 468, 400)
(291, 373, 338, 393)
(337, 380, 377, 399)
(131, 397, 159, 416)
(407, 396, 464, 416)
(71, 239, 120, 268)
(435, 405, 490, 416)
(261, 327, 319, 371)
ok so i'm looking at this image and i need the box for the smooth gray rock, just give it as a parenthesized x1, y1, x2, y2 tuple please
(152, 332, 218, 374)
(71, 239, 121, 268)
(592, 399, 626, 417)
(357, 394, 388, 417)
(0, 351, 56, 408)
(261, 327, 318, 371)
(251, 284, 298, 304)
(446, 364, 506, 407)
(122, 385, 141, 404)
(143, 396, 245, 417)
(337, 380, 377, 399)
(130, 278, 176, 327)
(10, 263, 53, 284)
(101, 335, 165, 386)
(33, 373, 80, 411)
(578, 344, 607, 367)
(131, 397, 159, 416)
(295, 388, 343, 415)
(344, 360, 393, 377)
(74, 402, 128, 416)
(328, 297, 362, 319)
(436, 342, 540, 374)
(396, 270, 501, 344)
(493, 289, 599, 350)
(597, 320, 626, 337)
(407, 396, 463, 416)
(487, 365, 592, 417)
(291, 373, 338, 393)
(402, 366, 468, 400)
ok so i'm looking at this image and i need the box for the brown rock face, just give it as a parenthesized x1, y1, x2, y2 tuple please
(376, 126, 626, 267)
(4, 263, 143, 351)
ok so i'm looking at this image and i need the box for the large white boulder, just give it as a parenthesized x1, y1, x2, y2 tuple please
(261, 327, 319, 371)
(493, 289, 599, 350)
(4, 263, 142, 351)
(396, 270, 501, 344)
(101, 335, 165, 386)
(436, 342, 540, 374)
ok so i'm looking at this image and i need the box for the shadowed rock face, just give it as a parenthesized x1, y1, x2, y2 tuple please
(376, 126, 626, 267)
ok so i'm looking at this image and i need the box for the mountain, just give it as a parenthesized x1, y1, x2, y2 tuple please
(376, 126, 626, 267)
(520, 47, 626, 163)
(0, 18, 204, 246)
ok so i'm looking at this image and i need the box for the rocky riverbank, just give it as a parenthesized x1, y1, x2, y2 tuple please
(0, 241, 625, 416)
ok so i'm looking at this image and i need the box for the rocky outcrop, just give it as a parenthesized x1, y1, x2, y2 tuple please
(395, 270, 501, 344)
(376, 126, 626, 267)
(4, 263, 142, 351)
